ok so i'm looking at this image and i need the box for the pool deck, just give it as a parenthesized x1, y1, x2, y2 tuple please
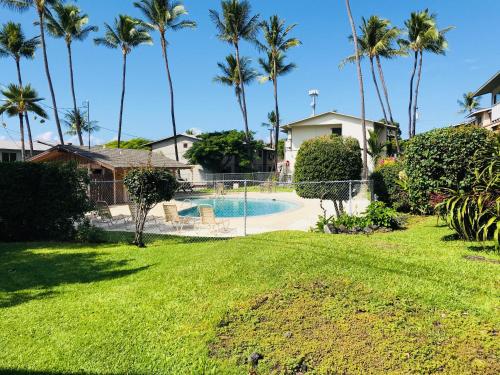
(99, 191, 371, 238)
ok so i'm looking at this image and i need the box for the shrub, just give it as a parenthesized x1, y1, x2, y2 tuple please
(294, 135, 362, 216)
(364, 201, 403, 230)
(75, 219, 106, 244)
(404, 126, 497, 214)
(371, 158, 410, 212)
(124, 168, 178, 247)
(0, 162, 91, 242)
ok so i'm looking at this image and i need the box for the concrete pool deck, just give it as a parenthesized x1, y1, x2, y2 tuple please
(99, 190, 372, 238)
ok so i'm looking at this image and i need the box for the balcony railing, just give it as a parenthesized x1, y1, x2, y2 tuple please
(492, 102, 500, 122)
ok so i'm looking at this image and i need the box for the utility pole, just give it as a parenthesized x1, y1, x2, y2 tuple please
(83, 100, 90, 149)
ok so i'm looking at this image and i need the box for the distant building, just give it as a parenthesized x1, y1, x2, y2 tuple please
(468, 71, 500, 133)
(0, 140, 50, 162)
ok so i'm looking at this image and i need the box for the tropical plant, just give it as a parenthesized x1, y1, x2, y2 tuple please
(63, 108, 99, 145)
(458, 92, 481, 114)
(367, 127, 386, 166)
(371, 158, 410, 212)
(134, 0, 196, 162)
(214, 54, 257, 123)
(210, 0, 259, 138)
(0, 22, 40, 156)
(344, 0, 368, 178)
(0, 84, 48, 161)
(261, 110, 276, 147)
(257, 15, 300, 170)
(105, 138, 151, 150)
(94, 15, 152, 148)
(43, 1, 98, 146)
(0, 0, 65, 144)
(402, 9, 453, 138)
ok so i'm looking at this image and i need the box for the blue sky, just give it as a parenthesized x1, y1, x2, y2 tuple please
(1, 0, 499, 145)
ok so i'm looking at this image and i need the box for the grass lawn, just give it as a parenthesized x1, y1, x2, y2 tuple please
(0, 217, 498, 374)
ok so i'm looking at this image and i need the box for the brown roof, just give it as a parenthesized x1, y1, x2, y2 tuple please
(29, 144, 191, 169)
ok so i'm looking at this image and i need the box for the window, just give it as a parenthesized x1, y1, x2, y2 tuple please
(331, 126, 342, 136)
(183, 143, 188, 149)
(1, 152, 16, 162)
(494, 93, 500, 105)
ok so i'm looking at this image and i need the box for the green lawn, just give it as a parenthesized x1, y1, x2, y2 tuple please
(0, 217, 498, 374)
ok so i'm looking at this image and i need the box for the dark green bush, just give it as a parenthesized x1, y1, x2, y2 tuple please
(371, 159, 410, 212)
(404, 126, 497, 214)
(75, 219, 106, 244)
(0, 162, 91, 242)
(364, 201, 404, 230)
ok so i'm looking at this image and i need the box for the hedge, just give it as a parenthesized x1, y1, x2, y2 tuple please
(0, 162, 91, 241)
(371, 158, 410, 212)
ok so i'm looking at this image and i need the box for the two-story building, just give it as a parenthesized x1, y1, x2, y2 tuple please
(468, 71, 500, 133)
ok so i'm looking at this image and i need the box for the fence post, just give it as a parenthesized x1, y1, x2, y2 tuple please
(244, 179, 248, 237)
(349, 180, 353, 215)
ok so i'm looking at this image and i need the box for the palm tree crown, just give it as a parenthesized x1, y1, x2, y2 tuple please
(214, 54, 257, 95)
(44, 2, 98, 44)
(94, 15, 152, 54)
(458, 92, 481, 114)
(0, 22, 39, 61)
(402, 9, 452, 54)
(257, 15, 300, 60)
(209, 0, 259, 45)
(0, 84, 47, 118)
(64, 108, 99, 136)
(134, 0, 196, 34)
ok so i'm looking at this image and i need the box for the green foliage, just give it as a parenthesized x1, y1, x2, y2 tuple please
(0, 161, 91, 242)
(75, 219, 106, 244)
(404, 126, 497, 214)
(371, 158, 410, 212)
(185, 130, 264, 173)
(294, 135, 362, 200)
(124, 168, 178, 247)
(105, 138, 151, 150)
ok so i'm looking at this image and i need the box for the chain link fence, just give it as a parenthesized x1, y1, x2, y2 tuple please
(87, 179, 374, 244)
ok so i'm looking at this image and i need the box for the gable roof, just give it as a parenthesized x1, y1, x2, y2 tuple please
(0, 140, 51, 152)
(281, 111, 396, 130)
(473, 71, 500, 97)
(29, 144, 191, 169)
(146, 133, 199, 146)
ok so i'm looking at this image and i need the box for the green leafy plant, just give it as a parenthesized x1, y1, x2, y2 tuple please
(371, 158, 410, 212)
(364, 201, 403, 229)
(75, 218, 106, 244)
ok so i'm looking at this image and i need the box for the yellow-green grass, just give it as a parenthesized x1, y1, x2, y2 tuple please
(0, 217, 498, 374)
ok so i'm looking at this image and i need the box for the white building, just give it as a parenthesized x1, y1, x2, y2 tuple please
(0, 140, 50, 162)
(281, 111, 396, 177)
(468, 71, 500, 133)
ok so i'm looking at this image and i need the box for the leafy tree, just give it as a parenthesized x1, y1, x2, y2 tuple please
(43, 1, 98, 146)
(124, 168, 178, 247)
(0, 22, 40, 156)
(94, 15, 152, 148)
(0, 84, 48, 161)
(210, 0, 259, 138)
(257, 15, 301, 170)
(214, 54, 257, 124)
(0, 0, 65, 144)
(458, 92, 481, 114)
(134, 0, 196, 162)
(105, 138, 152, 150)
(185, 130, 264, 173)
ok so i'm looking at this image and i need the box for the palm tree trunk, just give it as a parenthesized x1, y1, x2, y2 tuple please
(38, 10, 64, 145)
(15, 58, 34, 157)
(273, 77, 280, 173)
(67, 41, 84, 146)
(160, 34, 179, 162)
(369, 57, 388, 123)
(233, 42, 250, 139)
(408, 50, 418, 138)
(412, 51, 423, 138)
(376, 55, 400, 154)
(345, 0, 368, 179)
(118, 52, 128, 149)
(18, 113, 25, 162)
(236, 89, 245, 121)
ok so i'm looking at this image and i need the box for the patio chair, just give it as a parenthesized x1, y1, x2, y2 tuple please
(259, 181, 275, 193)
(177, 179, 194, 193)
(163, 204, 196, 232)
(198, 205, 230, 233)
(128, 203, 160, 224)
(215, 182, 225, 196)
(94, 201, 130, 227)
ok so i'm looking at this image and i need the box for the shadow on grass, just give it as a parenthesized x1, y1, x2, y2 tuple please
(441, 233, 460, 242)
(0, 370, 144, 375)
(104, 231, 231, 245)
(0, 244, 151, 309)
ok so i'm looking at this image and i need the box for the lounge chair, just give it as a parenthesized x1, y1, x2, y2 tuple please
(94, 201, 130, 226)
(128, 203, 160, 224)
(198, 204, 230, 233)
(215, 182, 225, 196)
(177, 179, 194, 193)
(163, 204, 196, 232)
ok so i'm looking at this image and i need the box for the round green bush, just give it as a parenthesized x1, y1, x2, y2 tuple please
(404, 126, 497, 214)
(371, 159, 410, 212)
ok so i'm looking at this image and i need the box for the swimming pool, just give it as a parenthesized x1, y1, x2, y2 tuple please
(178, 198, 299, 218)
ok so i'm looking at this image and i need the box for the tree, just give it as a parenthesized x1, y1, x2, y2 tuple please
(344, 0, 368, 179)
(402, 9, 453, 138)
(367, 127, 386, 166)
(0, 0, 65, 145)
(134, 0, 196, 162)
(214, 54, 257, 124)
(0, 84, 48, 161)
(210, 0, 259, 138)
(458, 92, 480, 114)
(63, 108, 99, 145)
(261, 110, 277, 147)
(185, 130, 264, 173)
(43, 1, 98, 146)
(0, 22, 40, 156)
(94, 15, 152, 148)
(257, 15, 301, 171)
(105, 138, 151, 150)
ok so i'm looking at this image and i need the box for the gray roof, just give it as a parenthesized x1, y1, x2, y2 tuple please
(146, 133, 200, 146)
(473, 71, 500, 97)
(31, 144, 191, 169)
(0, 139, 51, 152)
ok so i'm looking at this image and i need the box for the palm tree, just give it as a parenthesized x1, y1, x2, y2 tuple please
(458, 92, 480, 114)
(43, 2, 98, 146)
(367, 127, 386, 167)
(214, 54, 257, 123)
(134, 0, 196, 162)
(402, 9, 452, 137)
(0, 0, 65, 145)
(257, 15, 300, 171)
(64, 108, 99, 146)
(261, 110, 276, 147)
(0, 84, 48, 161)
(0, 22, 40, 156)
(344, 0, 368, 179)
(94, 15, 152, 148)
(210, 0, 259, 139)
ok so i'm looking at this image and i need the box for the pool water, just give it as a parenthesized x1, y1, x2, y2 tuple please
(179, 198, 298, 218)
